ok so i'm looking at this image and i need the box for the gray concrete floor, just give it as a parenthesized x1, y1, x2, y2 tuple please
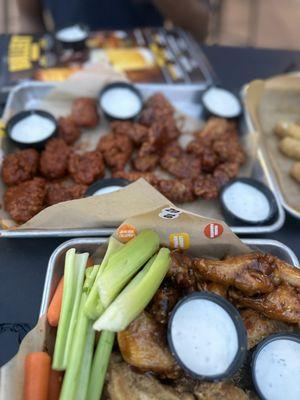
(0, 0, 300, 50)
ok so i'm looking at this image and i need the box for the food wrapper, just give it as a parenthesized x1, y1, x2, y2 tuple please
(0, 179, 249, 399)
(0, 66, 257, 231)
(245, 74, 300, 212)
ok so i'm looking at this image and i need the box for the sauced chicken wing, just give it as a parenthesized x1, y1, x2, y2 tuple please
(167, 251, 197, 290)
(193, 253, 281, 296)
(107, 356, 193, 400)
(193, 381, 250, 400)
(230, 285, 300, 325)
(117, 312, 180, 379)
(241, 309, 295, 349)
(149, 282, 182, 325)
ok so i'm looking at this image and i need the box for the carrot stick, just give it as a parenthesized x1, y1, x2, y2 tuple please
(87, 256, 94, 268)
(47, 277, 64, 327)
(48, 369, 63, 400)
(24, 352, 51, 400)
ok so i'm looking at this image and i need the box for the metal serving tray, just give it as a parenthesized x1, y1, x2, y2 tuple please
(0, 81, 285, 237)
(39, 237, 299, 317)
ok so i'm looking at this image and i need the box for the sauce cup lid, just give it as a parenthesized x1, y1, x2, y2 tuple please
(6, 109, 57, 150)
(99, 82, 143, 121)
(251, 333, 300, 400)
(167, 292, 247, 381)
(85, 177, 130, 197)
(220, 177, 278, 226)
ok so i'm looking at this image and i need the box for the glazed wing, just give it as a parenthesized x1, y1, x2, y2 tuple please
(230, 285, 300, 324)
(167, 251, 197, 290)
(276, 258, 300, 288)
(240, 309, 295, 349)
(117, 312, 180, 379)
(193, 381, 249, 400)
(107, 355, 193, 400)
(193, 253, 279, 295)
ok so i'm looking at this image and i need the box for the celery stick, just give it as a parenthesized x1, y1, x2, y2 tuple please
(59, 267, 96, 400)
(84, 237, 123, 320)
(52, 248, 76, 370)
(75, 326, 95, 400)
(64, 252, 89, 367)
(98, 230, 160, 308)
(94, 248, 170, 332)
(86, 330, 115, 400)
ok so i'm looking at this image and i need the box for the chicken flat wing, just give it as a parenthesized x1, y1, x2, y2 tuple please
(230, 285, 300, 325)
(193, 253, 280, 296)
(275, 258, 300, 289)
(193, 381, 249, 400)
(241, 309, 295, 349)
(107, 355, 193, 400)
(117, 312, 180, 379)
(149, 282, 182, 325)
(167, 251, 197, 290)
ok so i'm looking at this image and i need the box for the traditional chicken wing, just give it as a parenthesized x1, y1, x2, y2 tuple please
(193, 381, 250, 400)
(167, 251, 197, 290)
(57, 116, 81, 144)
(241, 309, 295, 349)
(117, 312, 180, 379)
(149, 282, 182, 325)
(193, 253, 281, 296)
(230, 285, 300, 325)
(107, 356, 192, 400)
(71, 97, 99, 128)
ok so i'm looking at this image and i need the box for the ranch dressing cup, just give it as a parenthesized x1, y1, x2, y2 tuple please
(252, 334, 300, 400)
(99, 82, 143, 121)
(55, 24, 90, 51)
(6, 110, 57, 149)
(168, 292, 247, 381)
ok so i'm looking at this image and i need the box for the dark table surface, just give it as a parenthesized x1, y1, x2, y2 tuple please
(1, 44, 300, 366)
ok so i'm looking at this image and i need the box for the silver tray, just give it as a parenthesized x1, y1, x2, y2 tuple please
(0, 81, 285, 237)
(39, 237, 299, 316)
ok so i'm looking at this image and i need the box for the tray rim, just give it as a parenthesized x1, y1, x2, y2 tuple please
(0, 81, 285, 237)
(39, 237, 299, 317)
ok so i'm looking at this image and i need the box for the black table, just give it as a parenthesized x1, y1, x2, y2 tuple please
(1, 44, 300, 366)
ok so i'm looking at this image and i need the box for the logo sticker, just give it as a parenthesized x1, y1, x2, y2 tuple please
(116, 223, 137, 243)
(169, 232, 190, 250)
(159, 207, 182, 220)
(204, 223, 224, 239)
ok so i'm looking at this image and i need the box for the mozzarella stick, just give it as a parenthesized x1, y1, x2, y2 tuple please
(274, 121, 300, 140)
(291, 162, 300, 183)
(279, 137, 300, 160)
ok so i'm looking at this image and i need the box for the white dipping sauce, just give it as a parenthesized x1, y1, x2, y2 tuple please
(254, 339, 300, 400)
(223, 182, 270, 222)
(171, 299, 238, 376)
(56, 25, 88, 42)
(101, 88, 141, 119)
(203, 87, 241, 118)
(92, 185, 123, 196)
(11, 114, 55, 143)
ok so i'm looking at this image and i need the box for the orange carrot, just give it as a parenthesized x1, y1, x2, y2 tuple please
(86, 256, 94, 268)
(48, 369, 63, 400)
(47, 277, 64, 327)
(23, 352, 51, 400)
